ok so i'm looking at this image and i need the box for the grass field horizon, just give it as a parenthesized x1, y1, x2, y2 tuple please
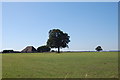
(2, 52, 118, 78)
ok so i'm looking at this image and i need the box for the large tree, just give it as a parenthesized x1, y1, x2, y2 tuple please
(47, 29, 70, 53)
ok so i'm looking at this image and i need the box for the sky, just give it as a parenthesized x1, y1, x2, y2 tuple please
(1, 0, 119, 2)
(1, 2, 118, 51)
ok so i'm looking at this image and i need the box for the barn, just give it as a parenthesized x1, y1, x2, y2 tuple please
(21, 46, 37, 53)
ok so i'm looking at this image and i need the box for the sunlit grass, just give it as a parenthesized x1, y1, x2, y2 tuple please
(2, 52, 118, 78)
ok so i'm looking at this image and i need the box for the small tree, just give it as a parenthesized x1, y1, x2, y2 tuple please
(95, 46, 103, 52)
(37, 45, 51, 52)
(47, 29, 70, 53)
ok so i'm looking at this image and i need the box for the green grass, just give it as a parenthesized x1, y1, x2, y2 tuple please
(2, 52, 118, 78)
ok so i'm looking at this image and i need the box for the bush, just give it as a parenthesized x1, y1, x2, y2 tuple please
(37, 45, 51, 52)
(51, 50, 55, 52)
(2, 50, 14, 53)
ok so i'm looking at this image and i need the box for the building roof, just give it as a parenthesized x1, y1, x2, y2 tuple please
(21, 46, 37, 53)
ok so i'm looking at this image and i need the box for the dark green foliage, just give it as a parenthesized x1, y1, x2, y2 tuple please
(2, 50, 13, 53)
(95, 46, 103, 52)
(51, 50, 56, 52)
(47, 29, 70, 53)
(37, 45, 51, 52)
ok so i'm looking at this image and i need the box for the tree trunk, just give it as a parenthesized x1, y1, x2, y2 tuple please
(58, 47, 60, 53)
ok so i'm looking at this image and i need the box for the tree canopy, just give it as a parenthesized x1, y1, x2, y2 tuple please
(47, 29, 70, 53)
(95, 46, 103, 52)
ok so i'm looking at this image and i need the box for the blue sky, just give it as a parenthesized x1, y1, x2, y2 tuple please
(2, 2, 118, 51)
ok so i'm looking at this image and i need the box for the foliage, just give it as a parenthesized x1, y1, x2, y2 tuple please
(95, 46, 103, 52)
(2, 50, 14, 53)
(51, 50, 56, 52)
(47, 29, 70, 53)
(37, 45, 51, 52)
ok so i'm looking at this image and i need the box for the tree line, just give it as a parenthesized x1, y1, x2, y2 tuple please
(2, 29, 103, 53)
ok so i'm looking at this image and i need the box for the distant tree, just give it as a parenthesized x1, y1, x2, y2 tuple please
(47, 29, 70, 53)
(2, 50, 14, 53)
(51, 50, 56, 52)
(37, 45, 51, 52)
(95, 46, 103, 52)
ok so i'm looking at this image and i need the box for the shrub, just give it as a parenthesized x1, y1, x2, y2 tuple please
(2, 50, 14, 53)
(37, 45, 51, 52)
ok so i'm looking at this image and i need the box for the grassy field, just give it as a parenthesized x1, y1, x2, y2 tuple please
(2, 52, 118, 78)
